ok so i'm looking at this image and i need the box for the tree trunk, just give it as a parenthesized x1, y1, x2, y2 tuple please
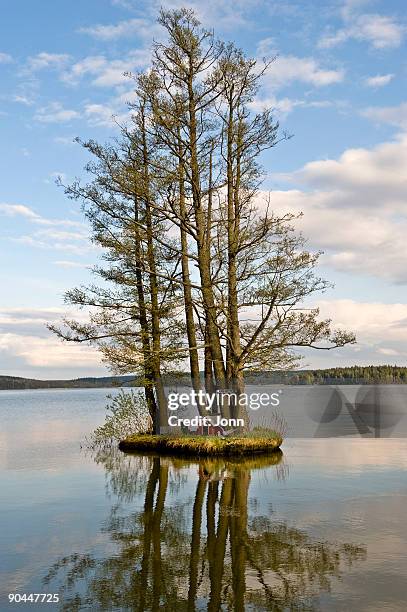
(177, 129, 206, 416)
(187, 69, 226, 392)
(226, 101, 247, 427)
(141, 106, 169, 431)
(133, 194, 159, 432)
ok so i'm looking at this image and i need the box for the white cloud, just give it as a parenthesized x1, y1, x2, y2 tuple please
(53, 260, 90, 269)
(152, 0, 256, 29)
(0, 332, 101, 368)
(13, 224, 94, 255)
(378, 347, 399, 356)
(364, 73, 394, 87)
(0, 203, 39, 221)
(13, 94, 34, 105)
(61, 50, 149, 87)
(26, 52, 71, 71)
(268, 133, 407, 284)
(83, 94, 134, 127)
(54, 136, 76, 146)
(249, 95, 303, 118)
(296, 135, 407, 200)
(84, 103, 116, 126)
(301, 299, 407, 366)
(1, 203, 90, 255)
(0, 307, 69, 335)
(35, 229, 88, 241)
(362, 102, 407, 129)
(0, 52, 12, 63)
(264, 54, 345, 89)
(0, 203, 84, 228)
(111, 0, 135, 8)
(0, 308, 103, 373)
(319, 2, 405, 50)
(355, 14, 404, 49)
(78, 18, 158, 40)
(250, 53, 345, 114)
(34, 102, 81, 123)
(316, 300, 407, 346)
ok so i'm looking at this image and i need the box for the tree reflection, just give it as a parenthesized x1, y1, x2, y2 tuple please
(44, 450, 366, 610)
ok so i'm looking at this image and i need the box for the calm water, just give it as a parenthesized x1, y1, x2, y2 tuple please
(0, 388, 407, 611)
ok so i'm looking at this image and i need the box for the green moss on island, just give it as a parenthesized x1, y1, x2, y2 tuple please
(118, 433, 283, 456)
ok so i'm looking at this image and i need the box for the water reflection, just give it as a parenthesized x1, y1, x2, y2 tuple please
(44, 449, 366, 611)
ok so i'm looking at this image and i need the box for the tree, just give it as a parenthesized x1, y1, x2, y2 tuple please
(50, 8, 355, 431)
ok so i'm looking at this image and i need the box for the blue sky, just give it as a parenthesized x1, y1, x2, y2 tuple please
(1, 0, 407, 378)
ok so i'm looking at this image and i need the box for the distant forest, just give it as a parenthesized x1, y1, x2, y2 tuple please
(246, 365, 407, 385)
(1, 365, 407, 390)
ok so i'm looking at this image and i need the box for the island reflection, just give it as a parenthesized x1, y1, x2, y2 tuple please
(44, 449, 366, 611)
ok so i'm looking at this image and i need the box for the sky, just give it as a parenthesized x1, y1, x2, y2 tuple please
(0, 0, 407, 378)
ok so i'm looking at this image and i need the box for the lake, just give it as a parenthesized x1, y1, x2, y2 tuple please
(0, 388, 406, 610)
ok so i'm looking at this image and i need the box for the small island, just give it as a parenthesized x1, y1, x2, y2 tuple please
(119, 430, 283, 456)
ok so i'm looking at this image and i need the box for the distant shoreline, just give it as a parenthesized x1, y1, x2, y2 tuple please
(1, 366, 407, 390)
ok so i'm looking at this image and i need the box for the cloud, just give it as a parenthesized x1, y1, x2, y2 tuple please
(1, 203, 91, 254)
(364, 73, 394, 87)
(362, 102, 407, 129)
(60, 50, 149, 87)
(111, 0, 135, 8)
(264, 54, 345, 90)
(13, 94, 34, 106)
(250, 95, 342, 120)
(78, 17, 158, 40)
(0, 52, 12, 63)
(0, 203, 84, 228)
(296, 135, 407, 201)
(80, 87, 139, 127)
(316, 299, 407, 347)
(320, 16, 404, 49)
(0, 332, 101, 369)
(0, 308, 104, 375)
(152, 0, 259, 30)
(378, 347, 399, 356)
(14, 229, 95, 256)
(34, 229, 88, 241)
(26, 52, 71, 71)
(0, 307, 69, 337)
(54, 136, 76, 146)
(295, 299, 407, 367)
(34, 102, 81, 123)
(53, 260, 90, 269)
(83, 101, 131, 126)
(0, 203, 40, 221)
(250, 52, 345, 114)
(84, 103, 115, 126)
(268, 132, 407, 284)
(319, 2, 405, 50)
(249, 95, 303, 118)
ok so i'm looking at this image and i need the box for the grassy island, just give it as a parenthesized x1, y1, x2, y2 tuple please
(119, 431, 283, 456)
